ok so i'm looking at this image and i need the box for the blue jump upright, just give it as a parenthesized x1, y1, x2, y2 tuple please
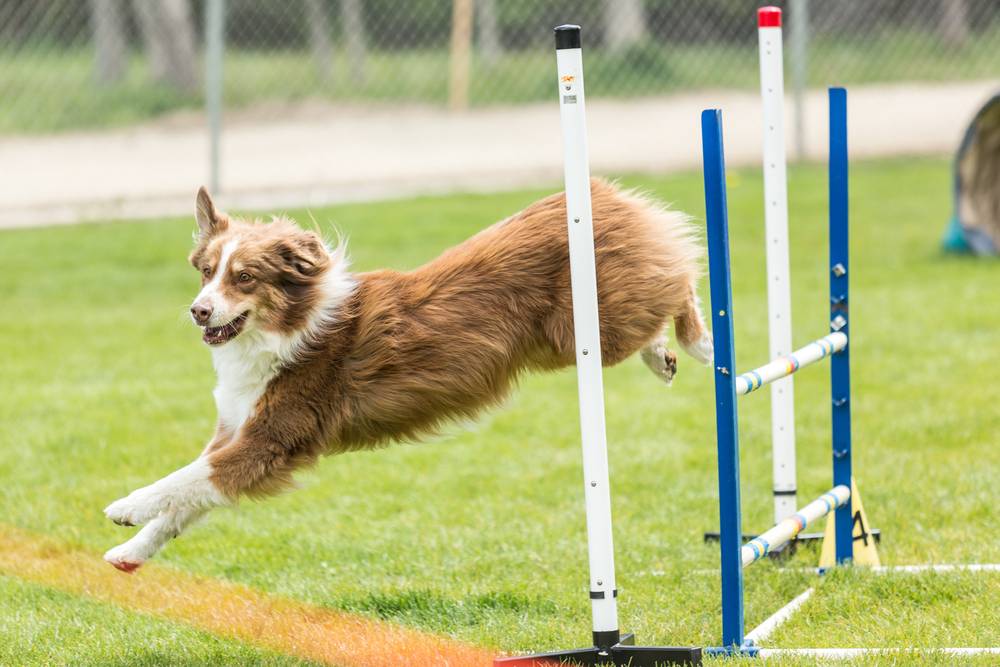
(828, 88, 853, 565)
(701, 88, 855, 654)
(701, 108, 746, 649)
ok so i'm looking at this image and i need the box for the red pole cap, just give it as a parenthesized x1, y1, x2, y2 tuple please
(758, 6, 782, 28)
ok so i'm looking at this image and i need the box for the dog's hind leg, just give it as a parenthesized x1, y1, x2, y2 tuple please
(641, 335, 678, 385)
(675, 288, 713, 365)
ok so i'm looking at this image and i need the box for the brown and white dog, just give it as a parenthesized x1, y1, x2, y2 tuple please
(103, 181, 712, 572)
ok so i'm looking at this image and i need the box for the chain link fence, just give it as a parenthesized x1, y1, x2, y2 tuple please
(2, 0, 999, 137)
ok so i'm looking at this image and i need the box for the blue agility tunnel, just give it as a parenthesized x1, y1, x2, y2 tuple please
(943, 93, 1000, 255)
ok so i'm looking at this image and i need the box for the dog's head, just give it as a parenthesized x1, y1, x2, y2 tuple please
(187, 188, 340, 347)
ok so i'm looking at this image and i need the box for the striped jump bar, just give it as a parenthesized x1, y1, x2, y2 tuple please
(735, 332, 847, 396)
(741, 485, 850, 567)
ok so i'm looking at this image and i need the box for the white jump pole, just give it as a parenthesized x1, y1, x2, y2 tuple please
(744, 587, 814, 644)
(735, 332, 847, 396)
(555, 25, 619, 646)
(742, 486, 850, 566)
(758, 6, 798, 525)
(757, 648, 1000, 659)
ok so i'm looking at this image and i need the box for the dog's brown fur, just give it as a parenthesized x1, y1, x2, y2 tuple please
(191, 179, 707, 499)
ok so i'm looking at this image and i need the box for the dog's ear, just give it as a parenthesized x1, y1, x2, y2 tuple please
(275, 232, 330, 280)
(195, 187, 228, 239)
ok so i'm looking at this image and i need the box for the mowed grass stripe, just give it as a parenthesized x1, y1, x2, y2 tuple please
(0, 525, 496, 667)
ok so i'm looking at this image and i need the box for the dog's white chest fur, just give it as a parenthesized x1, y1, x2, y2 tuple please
(211, 335, 283, 430)
(210, 265, 356, 430)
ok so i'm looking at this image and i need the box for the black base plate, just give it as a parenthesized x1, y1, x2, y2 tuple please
(495, 634, 702, 666)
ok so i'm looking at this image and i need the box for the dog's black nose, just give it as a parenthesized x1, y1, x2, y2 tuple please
(191, 303, 213, 325)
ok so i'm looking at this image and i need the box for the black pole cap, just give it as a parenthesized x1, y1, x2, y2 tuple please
(554, 24, 581, 50)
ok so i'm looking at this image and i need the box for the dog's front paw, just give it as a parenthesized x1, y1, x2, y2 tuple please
(104, 540, 149, 573)
(104, 489, 161, 527)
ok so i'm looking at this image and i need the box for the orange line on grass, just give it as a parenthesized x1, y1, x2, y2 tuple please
(0, 525, 498, 667)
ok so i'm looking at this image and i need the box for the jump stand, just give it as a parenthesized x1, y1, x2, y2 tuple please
(493, 24, 701, 667)
(702, 87, 857, 654)
(701, 6, 879, 554)
(701, 81, 998, 659)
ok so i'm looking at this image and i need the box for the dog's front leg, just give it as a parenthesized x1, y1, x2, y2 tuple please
(103, 456, 230, 527)
(204, 434, 314, 501)
(103, 426, 236, 571)
(104, 425, 233, 528)
(103, 505, 208, 572)
(102, 456, 228, 572)
(103, 399, 320, 570)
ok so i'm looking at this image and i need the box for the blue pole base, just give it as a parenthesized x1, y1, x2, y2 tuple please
(704, 644, 760, 657)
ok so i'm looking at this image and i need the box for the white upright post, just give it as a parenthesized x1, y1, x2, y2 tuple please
(554, 24, 619, 647)
(758, 6, 798, 525)
(497, 29, 701, 665)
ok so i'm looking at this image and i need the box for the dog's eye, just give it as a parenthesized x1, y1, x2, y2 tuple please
(202, 267, 212, 277)
(238, 272, 253, 283)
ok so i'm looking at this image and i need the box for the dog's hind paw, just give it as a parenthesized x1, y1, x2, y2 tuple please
(641, 338, 678, 386)
(682, 331, 714, 366)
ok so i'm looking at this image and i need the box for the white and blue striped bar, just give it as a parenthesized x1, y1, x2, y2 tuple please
(741, 486, 850, 567)
(735, 332, 847, 396)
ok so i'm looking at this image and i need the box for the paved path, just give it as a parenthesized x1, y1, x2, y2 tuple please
(1, 80, 996, 228)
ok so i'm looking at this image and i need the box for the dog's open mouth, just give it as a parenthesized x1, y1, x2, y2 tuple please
(202, 312, 249, 346)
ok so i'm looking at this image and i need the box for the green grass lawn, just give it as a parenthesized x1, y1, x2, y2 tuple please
(1, 157, 998, 665)
(0, 576, 318, 666)
(4, 24, 1000, 134)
